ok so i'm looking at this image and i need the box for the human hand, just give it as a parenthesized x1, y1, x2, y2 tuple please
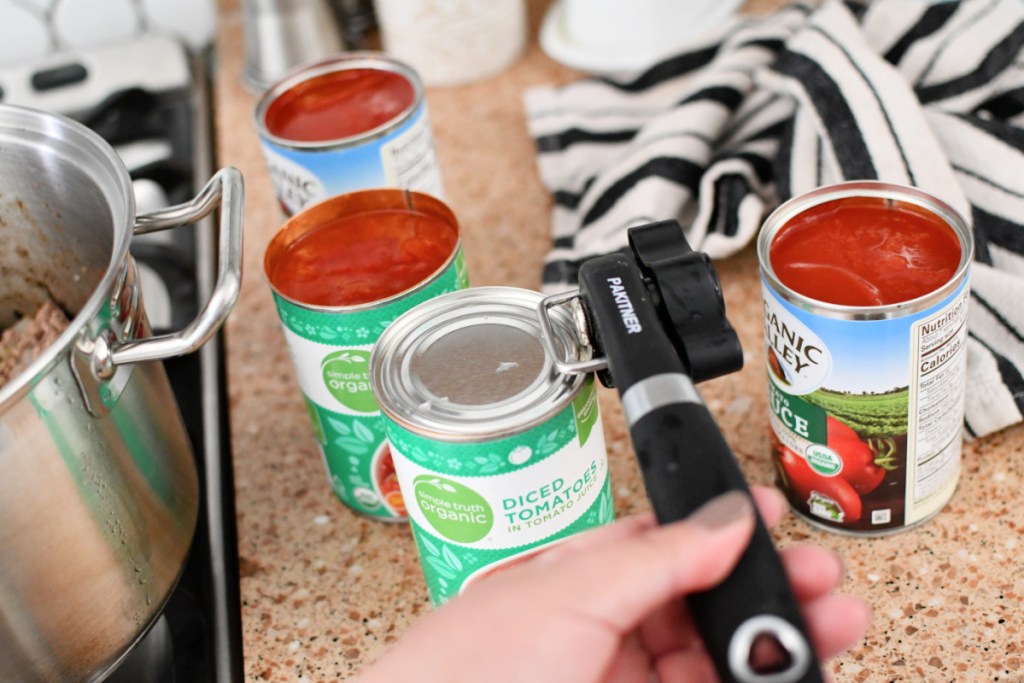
(355, 486, 870, 683)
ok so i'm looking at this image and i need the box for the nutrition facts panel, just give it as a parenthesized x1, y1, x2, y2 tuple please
(907, 290, 968, 515)
(382, 112, 445, 199)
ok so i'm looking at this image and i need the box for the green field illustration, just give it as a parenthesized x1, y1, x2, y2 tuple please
(806, 387, 909, 438)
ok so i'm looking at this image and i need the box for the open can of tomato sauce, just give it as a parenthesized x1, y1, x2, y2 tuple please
(370, 287, 615, 604)
(264, 189, 469, 520)
(254, 53, 444, 215)
(757, 181, 972, 535)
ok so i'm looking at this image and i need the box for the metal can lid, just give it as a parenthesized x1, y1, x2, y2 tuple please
(370, 287, 588, 441)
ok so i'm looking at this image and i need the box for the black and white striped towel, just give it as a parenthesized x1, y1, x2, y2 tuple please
(525, 0, 1024, 439)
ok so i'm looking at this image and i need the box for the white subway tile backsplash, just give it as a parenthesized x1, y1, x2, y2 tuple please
(53, 0, 141, 49)
(14, 0, 55, 13)
(0, 4, 52, 64)
(140, 0, 216, 50)
(0, 0, 216, 66)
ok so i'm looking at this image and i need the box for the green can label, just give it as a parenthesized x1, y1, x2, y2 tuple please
(384, 379, 615, 603)
(273, 248, 469, 519)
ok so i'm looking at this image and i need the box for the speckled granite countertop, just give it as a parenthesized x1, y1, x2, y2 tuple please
(214, 1, 1024, 681)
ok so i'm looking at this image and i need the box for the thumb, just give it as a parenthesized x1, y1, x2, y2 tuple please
(516, 491, 756, 634)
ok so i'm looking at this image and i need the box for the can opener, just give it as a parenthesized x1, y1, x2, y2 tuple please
(537, 221, 824, 683)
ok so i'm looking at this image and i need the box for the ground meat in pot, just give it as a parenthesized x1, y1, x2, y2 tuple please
(0, 302, 70, 387)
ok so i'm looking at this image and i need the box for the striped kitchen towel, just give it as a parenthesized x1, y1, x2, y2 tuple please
(525, 0, 1024, 439)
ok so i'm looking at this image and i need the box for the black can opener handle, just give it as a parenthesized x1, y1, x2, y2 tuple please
(537, 223, 824, 683)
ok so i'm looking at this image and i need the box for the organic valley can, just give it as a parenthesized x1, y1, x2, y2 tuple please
(254, 53, 444, 215)
(265, 189, 469, 520)
(757, 182, 972, 534)
(370, 287, 615, 603)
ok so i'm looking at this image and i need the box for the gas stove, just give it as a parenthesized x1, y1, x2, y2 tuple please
(0, 37, 243, 683)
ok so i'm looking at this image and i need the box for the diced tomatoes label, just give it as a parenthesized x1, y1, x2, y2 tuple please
(383, 391, 616, 605)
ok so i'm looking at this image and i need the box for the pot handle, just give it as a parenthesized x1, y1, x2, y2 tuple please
(102, 167, 244, 372)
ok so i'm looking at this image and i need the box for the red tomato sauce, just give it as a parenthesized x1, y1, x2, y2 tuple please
(769, 196, 962, 306)
(264, 68, 414, 142)
(268, 208, 457, 307)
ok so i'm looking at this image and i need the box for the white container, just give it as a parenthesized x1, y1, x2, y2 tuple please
(540, 0, 742, 75)
(373, 0, 526, 87)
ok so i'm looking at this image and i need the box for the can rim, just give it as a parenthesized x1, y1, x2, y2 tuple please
(253, 52, 424, 150)
(370, 287, 590, 441)
(263, 189, 462, 313)
(756, 181, 974, 320)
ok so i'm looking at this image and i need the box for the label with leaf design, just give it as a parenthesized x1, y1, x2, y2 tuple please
(306, 398, 406, 519)
(272, 248, 467, 519)
(383, 378, 615, 603)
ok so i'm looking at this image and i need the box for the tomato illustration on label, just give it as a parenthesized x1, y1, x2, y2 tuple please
(374, 444, 406, 516)
(827, 416, 890, 496)
(777, 445, 862, 523)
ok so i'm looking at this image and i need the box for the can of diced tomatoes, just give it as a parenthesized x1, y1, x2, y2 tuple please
(370, 287, 615, 604)
(254, 53, 444, 215)
(757, 181, 972, 535)
(264, 189, 469, 520)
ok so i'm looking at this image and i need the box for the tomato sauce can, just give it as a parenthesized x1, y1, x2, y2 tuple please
(370, 287, 615, 603)
(264, 189, 469, 521)
(254, 53, 444, 215)
(757, 182, 973, 535)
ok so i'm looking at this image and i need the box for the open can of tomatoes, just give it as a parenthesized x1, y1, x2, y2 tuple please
(757, 181, 972, 534)
(254, 53, 444, 215)
(265, 189, 469, 520)
(370, 287, 615, 604)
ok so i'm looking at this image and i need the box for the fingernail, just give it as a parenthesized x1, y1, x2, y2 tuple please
(690, 491, 753, 531)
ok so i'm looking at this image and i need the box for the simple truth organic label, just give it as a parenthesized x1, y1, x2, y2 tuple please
(271, 248, 468, 519)
(321, 349, 375, 413)
(413, 475, 493, 543)
(384, 378, 615, 603)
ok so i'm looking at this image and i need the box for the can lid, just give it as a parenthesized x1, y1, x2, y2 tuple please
(370, 287, 588, 441)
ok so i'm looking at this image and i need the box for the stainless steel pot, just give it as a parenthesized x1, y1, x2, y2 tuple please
(0, 105, 243, 681)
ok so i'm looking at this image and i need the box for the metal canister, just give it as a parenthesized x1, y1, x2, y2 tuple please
(265, 189, 469, 520)
(757, 181, 972, 535)
(254, 53, 444, 215)
(370, 287, 615, 604)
